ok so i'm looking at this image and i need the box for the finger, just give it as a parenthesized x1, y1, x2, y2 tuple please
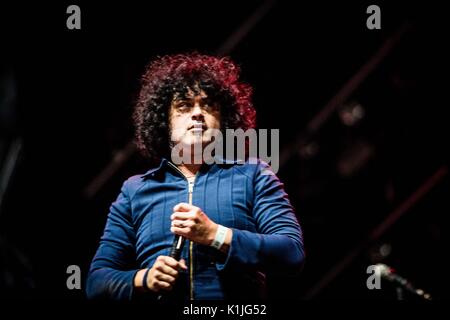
(155, 272, 176, 284)
(170, 226, 191, 236)
(171, 220, 184, 228)
(171, 211, 195, 221)
(173, 203, 194, 212)
(156, 263, 179, 277)
(155, 281, 173, 291)
(157, 256, 181, 269)
(171, 219, 194, 228)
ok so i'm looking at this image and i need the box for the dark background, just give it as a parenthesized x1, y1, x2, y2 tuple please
(0, 1, 448, 300)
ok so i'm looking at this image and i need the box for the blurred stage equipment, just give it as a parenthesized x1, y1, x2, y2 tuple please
(374, 263, 432, 300)
(278, 22, 410, 168)
(337, 139, 374, 177)
(304, 165, 448, 299)
(1, 63, 35, 295)
(0, 64, 21, 217)
(368, 243, 392, 262)
(338, 101, 365, 127)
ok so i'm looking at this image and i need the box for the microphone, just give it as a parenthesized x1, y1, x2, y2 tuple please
(169, 235, 186, 260)
(157, 235, 186, 300)
(374, 263, 432, 300)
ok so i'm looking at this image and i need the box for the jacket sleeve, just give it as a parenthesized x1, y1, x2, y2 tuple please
(217, 160, 305, 275)
(86, 180, 139, 300)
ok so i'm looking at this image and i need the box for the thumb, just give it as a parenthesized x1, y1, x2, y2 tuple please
(179, 258, 188, 270)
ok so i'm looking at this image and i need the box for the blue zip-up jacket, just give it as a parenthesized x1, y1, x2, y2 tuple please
(86, 158, 304, 300)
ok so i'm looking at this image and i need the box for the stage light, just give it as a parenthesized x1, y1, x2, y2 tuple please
(339, 101, 365, 126)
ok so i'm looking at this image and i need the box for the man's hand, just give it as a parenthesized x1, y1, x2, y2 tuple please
(170, 203, 218, 246)
(135, 256, 187, 293)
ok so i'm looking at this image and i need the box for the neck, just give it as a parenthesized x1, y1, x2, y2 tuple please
(177, 163, 202, 178)
(172, 143, 210, 177)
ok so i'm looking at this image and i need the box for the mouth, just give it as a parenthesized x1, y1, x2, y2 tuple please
(188, 123, 207, 131)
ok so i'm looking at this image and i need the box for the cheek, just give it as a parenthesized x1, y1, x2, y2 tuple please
(169, 116, 188, 140)
(171, 115, 187, 129)
(208, 114, 221, 129)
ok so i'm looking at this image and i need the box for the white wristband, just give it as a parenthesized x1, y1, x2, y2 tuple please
(211, 225, 228, 250)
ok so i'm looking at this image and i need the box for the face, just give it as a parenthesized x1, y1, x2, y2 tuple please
(169, 87, 221, 150)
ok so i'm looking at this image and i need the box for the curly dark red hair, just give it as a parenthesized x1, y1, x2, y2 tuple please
(133, 53, 256, 162)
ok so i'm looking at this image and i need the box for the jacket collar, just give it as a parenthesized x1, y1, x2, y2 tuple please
(141, 156, 244, 179)
(141, 158, 168, 179)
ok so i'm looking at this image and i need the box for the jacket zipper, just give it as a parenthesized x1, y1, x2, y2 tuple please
(168, 162, 196, 301)
(187, 179, 195, 301)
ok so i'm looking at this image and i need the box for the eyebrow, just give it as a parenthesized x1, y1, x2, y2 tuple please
(172, 96, 215, 104)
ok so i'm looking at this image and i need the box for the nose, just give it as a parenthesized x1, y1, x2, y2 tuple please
(191, 102, 204, 122)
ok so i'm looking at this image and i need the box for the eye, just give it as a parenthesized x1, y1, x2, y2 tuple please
(204, 102, 219, 112)
(175, 101, 191, 112)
